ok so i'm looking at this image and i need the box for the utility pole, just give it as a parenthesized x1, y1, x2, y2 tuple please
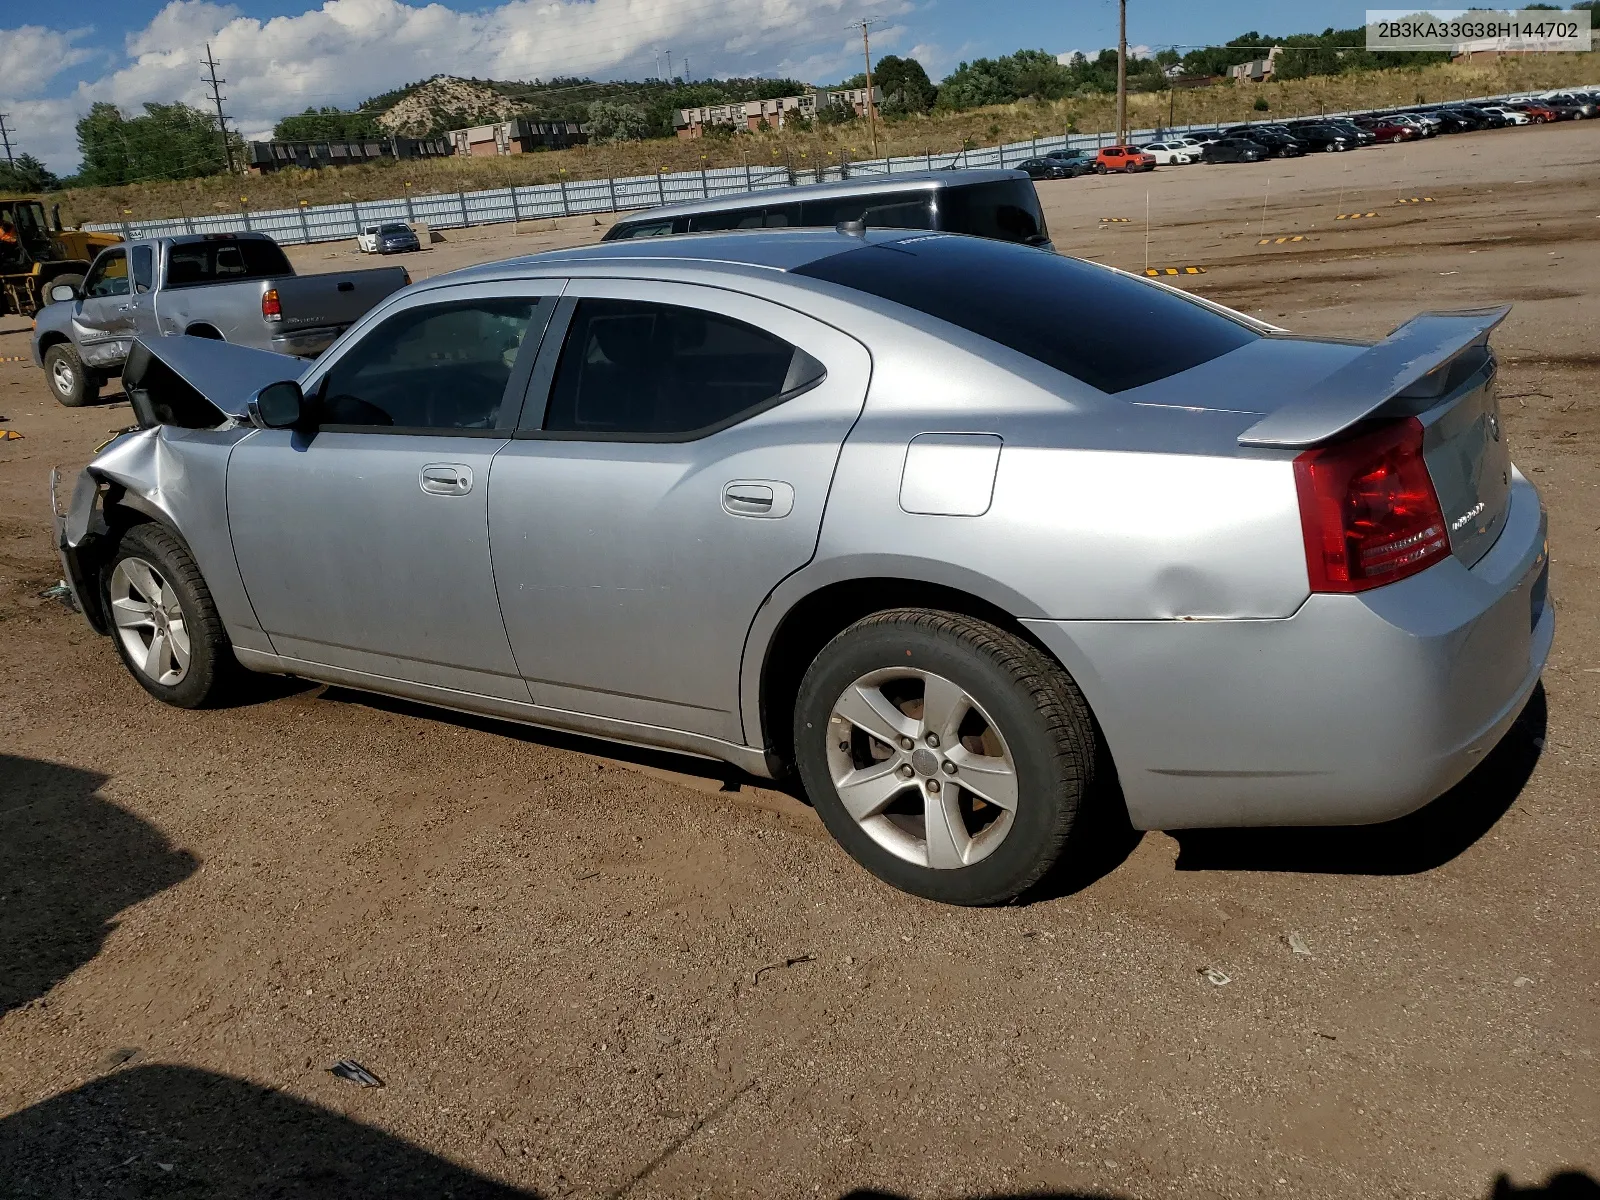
(202, 43, 236, 174)
(684, 56, 690, 81)
(851, 17, 882, 159)
(1116, 0, 1128, 146)
(666, 49, 673, 81)
(0, 114, 14, 168)
(654, 49, 661, 81)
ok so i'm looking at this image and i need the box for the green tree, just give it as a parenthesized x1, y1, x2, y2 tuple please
(273, 106, 384, 142)
(873, 55, 935, 112)
(586, 99, 649, 144)
(0, 153, 60, 193)
(75, 101, 238, 186)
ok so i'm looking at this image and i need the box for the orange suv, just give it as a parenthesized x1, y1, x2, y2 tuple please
(1093, 146, 1156, 174)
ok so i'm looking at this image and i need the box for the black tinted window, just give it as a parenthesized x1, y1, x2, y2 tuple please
(799, 194, 934, 231)
(794, 236, 1257, 394)
(544, 299, 824, 438)
(936, 180, 1048, 245)
(132, 245, 154, 293)
(318, 298, 548, 431)
(609, 219, 678, 240)
(164, 238, 292, 288)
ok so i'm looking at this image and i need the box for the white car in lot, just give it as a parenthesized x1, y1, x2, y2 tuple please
(1140, 142, 1199, 165)
(1482, 105, 1531, 125)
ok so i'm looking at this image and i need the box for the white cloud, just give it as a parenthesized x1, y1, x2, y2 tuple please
(0, 25, 95, 96)
(9, 0, 917, 173)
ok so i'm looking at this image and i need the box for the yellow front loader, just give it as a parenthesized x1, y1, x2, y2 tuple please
(0, 195, 123, 318)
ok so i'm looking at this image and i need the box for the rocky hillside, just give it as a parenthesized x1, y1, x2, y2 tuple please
(377, 77, 521, 136)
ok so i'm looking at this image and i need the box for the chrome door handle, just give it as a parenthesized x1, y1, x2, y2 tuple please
(420, 463, 473, 496)
(722, 480, 794, 519)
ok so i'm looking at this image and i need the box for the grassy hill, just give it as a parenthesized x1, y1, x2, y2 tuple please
(53, 54, 1598, 227)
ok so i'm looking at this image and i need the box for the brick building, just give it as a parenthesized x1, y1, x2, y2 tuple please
(244, 136, 452, 174)
(447, 118, 587, 156)
(676, 86, 882, 138)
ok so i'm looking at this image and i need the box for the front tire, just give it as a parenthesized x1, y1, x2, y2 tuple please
(44, 343, 98, 408)
(794, 610, 1098, 905)
(104, 523, 241, 709)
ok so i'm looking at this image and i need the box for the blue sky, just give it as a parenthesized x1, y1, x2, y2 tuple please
(3, 0, 1366, 172)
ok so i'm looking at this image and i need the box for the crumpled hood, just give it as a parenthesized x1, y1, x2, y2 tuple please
(122, 335, 306, 426)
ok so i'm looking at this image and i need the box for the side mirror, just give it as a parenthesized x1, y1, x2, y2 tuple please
(49, 283, 78, 304)
(247, 380, 304, 429)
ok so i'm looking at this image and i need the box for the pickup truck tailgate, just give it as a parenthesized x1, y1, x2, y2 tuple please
(271, 267, 408, 334)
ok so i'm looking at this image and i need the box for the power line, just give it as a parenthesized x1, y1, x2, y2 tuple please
(0, 115, 14, 168)
(202, 43, 237, 174)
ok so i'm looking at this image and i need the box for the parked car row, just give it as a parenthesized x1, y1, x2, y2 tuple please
(1014, 88, 1598, 176)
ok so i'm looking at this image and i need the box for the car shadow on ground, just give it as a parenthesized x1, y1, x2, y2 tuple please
(0, 1064, 535, 1198)
(0, 754, 197, 1017)
(1170, 683, 1546, 876)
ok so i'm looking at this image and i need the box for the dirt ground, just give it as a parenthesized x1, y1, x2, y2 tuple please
(1, 123, 1596, 1200)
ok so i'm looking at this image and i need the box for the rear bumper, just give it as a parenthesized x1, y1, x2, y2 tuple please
(270, 326, 348, 358)
(1025, 468, 1551, 829)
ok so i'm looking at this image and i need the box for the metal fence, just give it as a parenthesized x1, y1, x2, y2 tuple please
(84, 93, 1519, 248)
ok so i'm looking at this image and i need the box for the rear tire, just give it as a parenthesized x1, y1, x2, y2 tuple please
(794, 609, 1098, 905)
(44, 343, 98, 408)
(104, 523, 243, 709)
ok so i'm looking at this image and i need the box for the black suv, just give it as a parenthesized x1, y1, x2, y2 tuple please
(1284, 122, 1352, 152)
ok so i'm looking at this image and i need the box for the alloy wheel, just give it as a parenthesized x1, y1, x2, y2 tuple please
(50, 356, 75, 397)
(109, 557, 191, 686)
(826, 668, 1018, 870)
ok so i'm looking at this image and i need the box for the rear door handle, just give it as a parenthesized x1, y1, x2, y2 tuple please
(420, 463, 473, 496)
(722, 480, 794, 519)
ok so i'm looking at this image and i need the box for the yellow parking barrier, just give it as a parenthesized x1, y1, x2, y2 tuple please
(0, 355, 29, 363)
(1144, 266, 1207, 276)
(1257, 236, 1307, 245)
(1, 430, 22, 440)
(1335, 212, 1379, 220)
(1100, 217, 1132, 223)
(1396, 197, 1435, 204)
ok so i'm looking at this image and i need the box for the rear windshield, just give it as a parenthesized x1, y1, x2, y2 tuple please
(164, 238, 292, 289)
(379, 223, 411, 234)
(794, 235, 1258, 394)
(936, 179, 1048, 245)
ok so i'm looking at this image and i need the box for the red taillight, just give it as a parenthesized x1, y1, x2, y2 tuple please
(1293, 417, 1449, 593)
(261, 288, 281, 321)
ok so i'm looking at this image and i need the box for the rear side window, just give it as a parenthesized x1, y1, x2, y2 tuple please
(543, 299, 825, 439)
(794, 236, 1257, 394)
(165, 238, 292, 288)
(799, 194, 935, 231)
(608, 219, 679, 241)
(131, 245, 154, 294)
(936, 180, 1048, 246)
(686, 205, 799, 232)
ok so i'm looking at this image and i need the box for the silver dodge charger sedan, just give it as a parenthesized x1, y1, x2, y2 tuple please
(51, 230, 1551, 905)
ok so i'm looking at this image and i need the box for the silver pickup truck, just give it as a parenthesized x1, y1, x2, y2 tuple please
(31, 232, 409, 406)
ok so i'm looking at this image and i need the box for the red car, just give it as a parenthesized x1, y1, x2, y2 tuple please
(1093, 145, 1156, 174)
(1512, 102, 1559, 123)
(1357, 117, 1418, 143)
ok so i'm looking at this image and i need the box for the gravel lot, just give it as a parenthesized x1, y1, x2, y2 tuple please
(1, 122, 1596, 1200)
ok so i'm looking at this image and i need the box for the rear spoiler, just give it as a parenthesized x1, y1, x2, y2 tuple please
(1237, 305, 1510, 449)
(123, 335, 304, 428)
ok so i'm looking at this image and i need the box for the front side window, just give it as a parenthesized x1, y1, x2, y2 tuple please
(132, 246, 154, 294)
(317, 298, 548, 431)
(613, 219, 678, 240)
(542, 299, 824, 439)
(85, 249, 130, 298)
